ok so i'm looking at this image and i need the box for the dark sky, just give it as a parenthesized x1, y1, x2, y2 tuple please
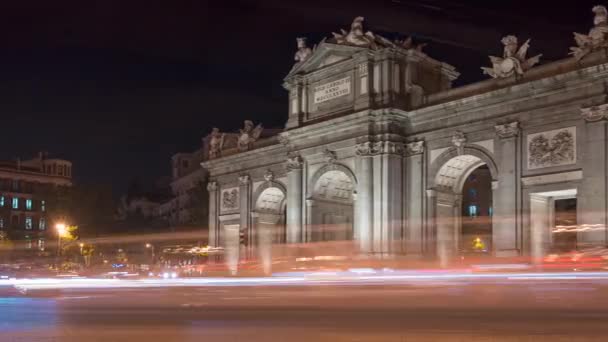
(0, 0, 601, 194)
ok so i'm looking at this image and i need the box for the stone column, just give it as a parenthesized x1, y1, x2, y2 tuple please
(305, 199, 315, 242)
(355, 142, 375, 253)
(207, 181, 219, 247)
(405, 141, 425, 255)
(238, 174, 251, 258)
(286, 154, 304, 243)
(373, 141, 404, 255)
(580, 105, 608, 246)
(530, 194, 551, 263)
(493, 122, 521, 256)
(425, 189, 437, 257)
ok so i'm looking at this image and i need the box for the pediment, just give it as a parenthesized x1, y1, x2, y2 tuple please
(286, 42, 366, 78)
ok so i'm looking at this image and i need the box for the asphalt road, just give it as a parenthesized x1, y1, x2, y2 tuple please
(2, 278, 608, 341)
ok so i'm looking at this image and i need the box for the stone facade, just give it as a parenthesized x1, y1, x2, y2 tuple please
(202, 14, 608, 264)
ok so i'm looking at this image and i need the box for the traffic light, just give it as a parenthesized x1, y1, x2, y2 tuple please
(239, 231, 247, 245)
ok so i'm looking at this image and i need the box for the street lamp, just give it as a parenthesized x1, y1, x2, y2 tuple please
(145, 243, 155, 265)
(55, 222, 67, 257)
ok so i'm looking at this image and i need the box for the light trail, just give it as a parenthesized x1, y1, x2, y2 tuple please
(4, 271, 608, 292)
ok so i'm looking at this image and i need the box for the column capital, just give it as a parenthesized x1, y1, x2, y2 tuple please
(374, 141, 404, 155)
(492, 180, 499, 190)
(426, 189, 437, 198)
(405, 141, 424, 156)
(494, 121, 520, 139)
(581, 103, 608, 122)
(305, 198, 315, 206)
(285, 153, 304, 172)
(355, 141, 380, 156)
(238, 174, 250, 186)
(206, 181, 218, 192)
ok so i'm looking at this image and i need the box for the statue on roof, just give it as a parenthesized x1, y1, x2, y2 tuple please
(570, 5, 608, 61)
(332, 16, 378, 49)
(395, 36, 427, 52)
(237, 120, 264, 152)
(208, 127, 225, 159)
(294, 37, 313, 63)
(481, 35, 542, 78)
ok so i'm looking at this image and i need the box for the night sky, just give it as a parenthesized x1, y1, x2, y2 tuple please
(0, 0, 602, 194)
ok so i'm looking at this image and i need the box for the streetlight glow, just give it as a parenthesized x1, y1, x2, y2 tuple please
(55, 223, 67, 237)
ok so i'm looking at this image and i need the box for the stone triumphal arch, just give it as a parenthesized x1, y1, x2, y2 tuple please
(203, 10, 608, 264)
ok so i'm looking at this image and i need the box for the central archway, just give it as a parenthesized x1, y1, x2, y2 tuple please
(429, 146, 498, 265)
(308, 164, 357, 242)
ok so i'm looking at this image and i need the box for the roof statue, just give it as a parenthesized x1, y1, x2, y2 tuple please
(570, 5, 608, 61)
(208, 127, 225, 159)
(328, 16, 425, 52)
(294, 37, 313, 63)
(332, 16, 377, 49)
(237, 120, 263, 152)
(481, 35, 542, 78)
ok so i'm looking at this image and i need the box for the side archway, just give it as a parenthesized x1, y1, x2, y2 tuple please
(427, 145, 498, 265)
(307, 163, 357, 242)
(252, 180, 287, 244)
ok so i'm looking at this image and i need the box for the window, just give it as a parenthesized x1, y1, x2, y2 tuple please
(12, 197, 19, 209)
(468, 205, 478, 217)
(489, 207, 493, 217)
(468, 188, 477, 200)
(25, 199, 32, 211)
(39, 217, 46, 230)
(25, 217, 32, 230)
(0, 196, 4, 207)
(41, 200, 46, 212)
(38, 239, 45, 251)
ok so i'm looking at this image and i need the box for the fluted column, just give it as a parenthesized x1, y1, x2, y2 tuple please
(286, 154, 304, 243)
(207, 181, 219, 247)
(579, 104, 608, 246)
(355, 142, 375, 253)
(493, 121, 521, 256)
(404, 141, 425, 255)
(238, 174, 251, 258)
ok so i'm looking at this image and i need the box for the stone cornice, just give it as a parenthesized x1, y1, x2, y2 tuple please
(494, 121, 520, 139)
(581, 103, 608, 122)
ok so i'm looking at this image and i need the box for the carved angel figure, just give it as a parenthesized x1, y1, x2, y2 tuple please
(332, 16, 377, 49)
(294, 37, 312, 63)
(209, 127, 225, 159)
(570, 5, 608, 61)
(481, 35, 542, 78)
(237, 120, 263, 152)
(395, 36, 426, 52)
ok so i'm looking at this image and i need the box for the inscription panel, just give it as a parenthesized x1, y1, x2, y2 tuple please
(313, 77, 351, 104)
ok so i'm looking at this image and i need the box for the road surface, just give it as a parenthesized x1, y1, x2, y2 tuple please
(2, 275, 608, 341)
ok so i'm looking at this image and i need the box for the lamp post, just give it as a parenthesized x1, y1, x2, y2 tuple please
(145, 243, 155, 266)
(55, 223, 67, 257)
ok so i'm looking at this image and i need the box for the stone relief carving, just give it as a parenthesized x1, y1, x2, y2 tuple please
(405, 141, 425, 156)
(238, 174, 250, 186)
(238, 120, 263, 152)
(495, 121, 520, 139)
(527, 127, 576, 170)
(263, 170, 274, 182)
(221, 188, 239, 211)
(294, 37, 313, 63)
(570, 5, 608, 61)
(206, 181, 218, 192)
(323, 148, 338, 164)
(482, 35, 541, 78)
(451, 131, 467, 155)
(285, 153, 304, 172)
(581, 103, 608, 121)
(208, 128, 225, 159)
